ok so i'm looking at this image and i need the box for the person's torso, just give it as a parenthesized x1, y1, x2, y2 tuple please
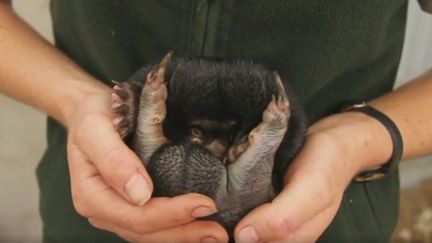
(39, 1, 406, 242)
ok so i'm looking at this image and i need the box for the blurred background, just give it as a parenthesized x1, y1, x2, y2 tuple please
(0, 0, 431, 242)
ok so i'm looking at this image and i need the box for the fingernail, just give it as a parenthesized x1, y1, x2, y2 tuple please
(125, 173, 151, 206)
(191, 206, 217, 218)
(236, 225, 260, 243)
(200, 236, 219, 243)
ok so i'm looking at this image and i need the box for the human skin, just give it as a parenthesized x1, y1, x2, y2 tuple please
(0, 2, 227, 243)
(1, 1, 432, 243)
(234, 66, 432, 243)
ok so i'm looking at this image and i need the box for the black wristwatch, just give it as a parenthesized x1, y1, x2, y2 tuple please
(343, 102, 404, 182)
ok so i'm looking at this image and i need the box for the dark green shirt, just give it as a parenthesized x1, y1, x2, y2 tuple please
(38, 1, 408, 242)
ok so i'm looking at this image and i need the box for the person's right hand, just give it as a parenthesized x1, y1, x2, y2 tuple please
(66, 89, 228, 243)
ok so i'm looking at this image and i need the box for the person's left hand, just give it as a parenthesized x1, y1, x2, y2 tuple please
(234, 112, 392, 242)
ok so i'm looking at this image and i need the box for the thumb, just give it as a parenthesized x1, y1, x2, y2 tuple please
(234, 169, 338, 242)
(71, 113, 153, 206)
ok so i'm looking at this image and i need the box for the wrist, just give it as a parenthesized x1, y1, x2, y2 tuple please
(53, 78, 110, 127)
(308, 111, 393, 177)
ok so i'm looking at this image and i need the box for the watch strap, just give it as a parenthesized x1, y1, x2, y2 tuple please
(344, 102, 404, 182)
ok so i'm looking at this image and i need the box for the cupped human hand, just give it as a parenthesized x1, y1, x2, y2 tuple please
(234, 112, 392, 242)
(66, 90, 228, 243)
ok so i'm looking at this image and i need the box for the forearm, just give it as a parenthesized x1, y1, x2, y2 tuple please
(359, 69, 432, 169)
(371, 69, 432, 159)
(0, 3, 109, 126)
(308, 69, 432, 178)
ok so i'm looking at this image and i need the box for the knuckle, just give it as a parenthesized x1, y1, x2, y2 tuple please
(88, 218, 103, 230)
(267, 216, 297, 236)
(71, 186, 92, 218)
(66, 145, 80, 162)
(72, 195, 90, 217)
(265, 218, 282, 234)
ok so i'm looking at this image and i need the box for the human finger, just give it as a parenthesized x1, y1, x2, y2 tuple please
(68, 141, 219, 234)
(89, 218, 229, 243)
(234, 167, 339, 242)
(71, 112, 153, 206)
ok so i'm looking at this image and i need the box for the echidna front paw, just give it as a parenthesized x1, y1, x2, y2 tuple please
(111, 81, 138, 138)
